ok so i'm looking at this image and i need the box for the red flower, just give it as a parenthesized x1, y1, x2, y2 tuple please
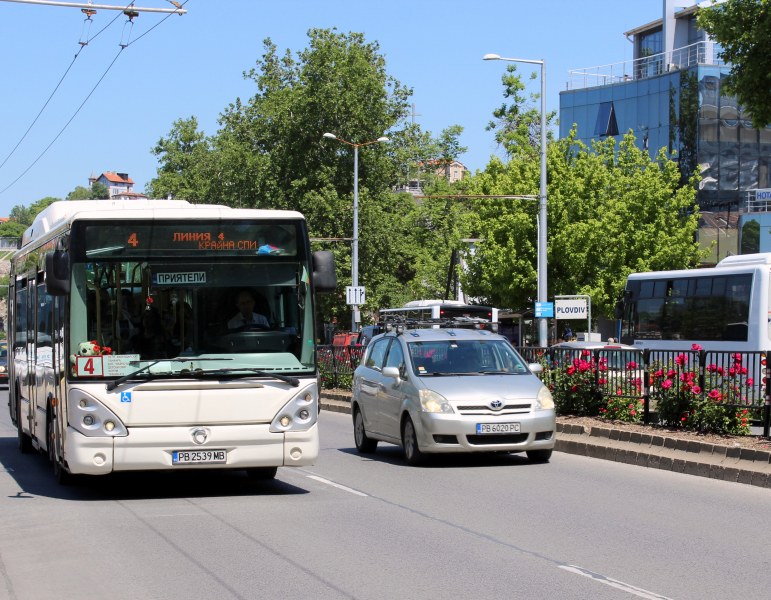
(691, 343, 702, 351)
(661, 379, 673, 389)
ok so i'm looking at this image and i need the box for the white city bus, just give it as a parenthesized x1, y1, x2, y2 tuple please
(380, 299, 498, 329)
(8, 199, 336, 482)
(619, 253, 771, 353)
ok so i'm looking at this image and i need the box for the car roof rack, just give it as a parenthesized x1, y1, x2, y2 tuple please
(377, 315, 499, 334)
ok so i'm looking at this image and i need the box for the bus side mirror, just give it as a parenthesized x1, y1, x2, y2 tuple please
(312, 250, 336, 294)
(614, 300, 624, 320)
(45, 250, 71, 295)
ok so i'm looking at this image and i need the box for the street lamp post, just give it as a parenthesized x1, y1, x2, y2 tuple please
(322, 132, 389, 333)
(483, 53, 548, 348)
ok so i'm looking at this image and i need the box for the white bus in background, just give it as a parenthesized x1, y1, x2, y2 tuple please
(618, 253, 771, 353)
(380, 299, 498, 330)
(8, 199, 336, 483)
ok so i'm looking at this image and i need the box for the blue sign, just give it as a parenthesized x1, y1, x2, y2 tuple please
(535, 302, 554, 318)
(120, 391, 132, 403)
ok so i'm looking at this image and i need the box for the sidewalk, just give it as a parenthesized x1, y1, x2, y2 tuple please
(320, 391, 771, 488)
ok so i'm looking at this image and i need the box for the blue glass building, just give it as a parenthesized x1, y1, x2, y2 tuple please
(559, 1, 771, 262)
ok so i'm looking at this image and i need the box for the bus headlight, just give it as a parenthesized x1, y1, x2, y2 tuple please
(68, 391, 128, 437)
(270, 387, 318, 433)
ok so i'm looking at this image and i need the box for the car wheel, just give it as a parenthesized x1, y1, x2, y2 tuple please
(17, 399, 32, 454)
(526, 449, 552, 463)
(245, 467, 278, 480)
(401, 417, 424, 466)
(353, 408, 377, 453)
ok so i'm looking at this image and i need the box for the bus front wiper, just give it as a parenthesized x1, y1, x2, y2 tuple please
(191, 368, 300, 387)
(106, 358, 228, 391)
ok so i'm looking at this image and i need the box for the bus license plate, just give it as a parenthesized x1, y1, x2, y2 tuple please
(172, 449, 227, 465)
(476, 422, 520, 434)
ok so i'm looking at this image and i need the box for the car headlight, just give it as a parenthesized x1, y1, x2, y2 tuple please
(536, 386, 554, 410)
(418, 389, 454, 413)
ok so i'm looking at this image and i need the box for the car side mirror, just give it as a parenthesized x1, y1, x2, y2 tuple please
(382, 366, 401, 382)
(528, 363, 543, 374)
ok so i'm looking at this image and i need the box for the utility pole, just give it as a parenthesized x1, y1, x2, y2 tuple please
(0, 1, 186, 14)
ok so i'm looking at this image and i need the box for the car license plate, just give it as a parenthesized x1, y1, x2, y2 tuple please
(172, 449, 227, 465)
(476, 422, 520, 434)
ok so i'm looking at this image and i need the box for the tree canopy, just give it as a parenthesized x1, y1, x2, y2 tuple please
(145, 27, 706, 329)
(698, 0, 771, 127)
(148, 28, 467, 325)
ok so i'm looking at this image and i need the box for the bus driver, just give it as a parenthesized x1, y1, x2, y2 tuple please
(227, 289, 270, 329)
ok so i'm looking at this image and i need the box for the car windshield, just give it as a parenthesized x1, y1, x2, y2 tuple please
(407, 339, 529, 375)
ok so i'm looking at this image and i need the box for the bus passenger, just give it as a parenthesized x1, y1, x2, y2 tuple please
(131, 307, 170, 359)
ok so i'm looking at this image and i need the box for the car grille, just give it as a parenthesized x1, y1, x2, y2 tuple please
(466, 433, 529, 445)
(455, 403, 531, 416)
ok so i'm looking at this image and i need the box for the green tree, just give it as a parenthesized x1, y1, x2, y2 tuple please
(149, 29, 444, 324)
(149, 116, 215, 201)
(698, 0, 771, 127)
(459, 131, 703, 318)
(486, 64, 557, 160)
(66, 182, 109, 200)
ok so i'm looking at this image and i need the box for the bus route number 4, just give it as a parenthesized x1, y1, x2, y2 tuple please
(76, 356, 104, 377)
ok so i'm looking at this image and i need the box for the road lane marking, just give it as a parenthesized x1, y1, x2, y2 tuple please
(559, 565, 672, 599)
(305, 475, 368, 497)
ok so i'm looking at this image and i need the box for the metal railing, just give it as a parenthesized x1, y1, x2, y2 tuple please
(531, 347, 770, 436)
(566, 41, 726, 91)
(317, 345, 365, 388)
(318, 343, 770, 436)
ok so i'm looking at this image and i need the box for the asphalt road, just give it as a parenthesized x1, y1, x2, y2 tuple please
(1, 393, 770, 600)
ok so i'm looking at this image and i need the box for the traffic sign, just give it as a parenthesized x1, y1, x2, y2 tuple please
(535, 302, 554, 318)
(346, 286, 366, 305)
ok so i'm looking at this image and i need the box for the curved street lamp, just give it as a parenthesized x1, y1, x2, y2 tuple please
(483, 53, 548, 348)
(322, 132, 389, 332)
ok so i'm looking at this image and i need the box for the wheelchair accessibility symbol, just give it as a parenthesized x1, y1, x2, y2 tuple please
(120, 391, 132, 403)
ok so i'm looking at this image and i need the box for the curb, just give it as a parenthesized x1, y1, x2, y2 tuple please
(320, 392, 771, 488)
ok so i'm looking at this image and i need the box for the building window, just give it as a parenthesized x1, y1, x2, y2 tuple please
(594, 101, 619, 137)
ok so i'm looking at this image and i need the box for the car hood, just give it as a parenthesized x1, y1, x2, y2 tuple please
(415, 374, 544, 401)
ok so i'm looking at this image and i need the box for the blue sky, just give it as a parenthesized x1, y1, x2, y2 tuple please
(0, 0, 659, 215)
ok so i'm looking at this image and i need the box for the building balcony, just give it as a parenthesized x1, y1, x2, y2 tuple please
(566, 41, 726, 91)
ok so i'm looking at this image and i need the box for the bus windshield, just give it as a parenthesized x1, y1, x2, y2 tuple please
(67, 220, 315, 380)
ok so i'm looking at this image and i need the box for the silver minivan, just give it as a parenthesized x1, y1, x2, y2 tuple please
(351, 326, 556, 465)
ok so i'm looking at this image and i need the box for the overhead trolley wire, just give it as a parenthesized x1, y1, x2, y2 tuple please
(0, 6, 124, 173)
(0, 0, 190, 197)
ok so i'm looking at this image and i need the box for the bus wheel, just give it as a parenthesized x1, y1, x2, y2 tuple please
(245, 467, 278, 480)
(17, 400, 32, 454)
(47, 411, 72, 485)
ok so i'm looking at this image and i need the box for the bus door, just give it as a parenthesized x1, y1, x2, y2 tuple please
(12, 281, 31, 431)
(31, 279, 55, 449)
